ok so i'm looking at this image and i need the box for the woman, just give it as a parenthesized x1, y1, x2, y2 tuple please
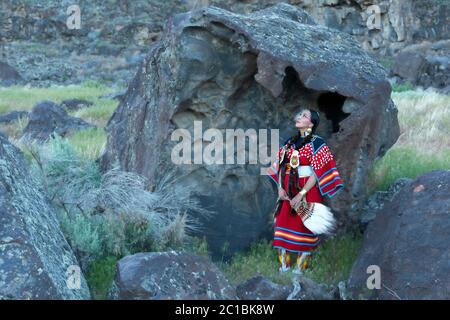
(267, 108, 344, 274)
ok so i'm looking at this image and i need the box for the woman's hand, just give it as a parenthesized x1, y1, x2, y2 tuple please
(290, 192, 305, 210)
(278, 187, 290, 201)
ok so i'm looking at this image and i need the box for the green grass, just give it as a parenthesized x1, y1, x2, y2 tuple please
(0, 80, 119, 127)
(378, 57, 394, 70)
(85, 235, 211, 300)
(217, 231, 363, 287)
(303, 231, 363, 285)
(367, 146, 450, 194)
(66, 128, 107, 160)
(368, 90, 450, 194)
(392, 81, 415, 93)
(85, 255, 120, 300)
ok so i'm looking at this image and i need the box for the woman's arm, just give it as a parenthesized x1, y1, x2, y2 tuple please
(302, 175, 317, 193)
(290, 175, 316, 208)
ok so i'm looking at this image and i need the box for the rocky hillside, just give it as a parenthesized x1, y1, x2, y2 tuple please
(1, 0, 449, 91)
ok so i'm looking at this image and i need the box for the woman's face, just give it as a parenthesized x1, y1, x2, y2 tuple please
(295, 109, 313, 130)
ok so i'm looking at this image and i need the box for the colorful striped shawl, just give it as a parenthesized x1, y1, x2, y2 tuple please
(266, 135, 345, 198)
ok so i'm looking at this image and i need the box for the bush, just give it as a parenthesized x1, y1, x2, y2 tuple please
(26, 135, 212, 272)
(85, 256, 119, 300)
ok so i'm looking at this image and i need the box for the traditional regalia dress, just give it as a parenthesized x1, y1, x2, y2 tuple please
(266, 134, 344, 270)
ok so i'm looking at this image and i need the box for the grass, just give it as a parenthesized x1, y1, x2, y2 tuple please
(392, 81, 415, 93)
(217, 230, 363, 287)
(0, 80, 119, 127)
(367, 146, 450, 194)
(67, 128, 107, 160)
(368, 89, 450, 193)
(0, 80, 118, 156)
(85, 255, 120, 300)
(85, 235, 211, 300)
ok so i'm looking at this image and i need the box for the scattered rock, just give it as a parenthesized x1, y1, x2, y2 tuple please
(100, 4, 399, 257)
(236, 274, 291, 300)
(21, 100, 95, 143)
(0, 132, 90, 299)
(109, 251, 237, 300)
(348, 170, 450, 300)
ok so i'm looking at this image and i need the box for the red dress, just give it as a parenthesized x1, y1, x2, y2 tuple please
(266, 135, 344, 254)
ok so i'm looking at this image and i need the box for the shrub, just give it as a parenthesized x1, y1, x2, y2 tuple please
(26, 135, 212, 272)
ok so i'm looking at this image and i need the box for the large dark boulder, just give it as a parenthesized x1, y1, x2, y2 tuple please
(100, 4, 399, 258)
(109, 251, 237, 300)
(348, 170, 450, 300)
(0, 133, 90, 299)
(21, 100, 95, 143)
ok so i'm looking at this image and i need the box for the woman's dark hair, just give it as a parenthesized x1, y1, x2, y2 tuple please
(289, 108, 320, 150)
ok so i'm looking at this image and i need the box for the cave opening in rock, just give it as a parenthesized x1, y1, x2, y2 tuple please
(279, 66, 350, 138)
(317, 92, 349, 133)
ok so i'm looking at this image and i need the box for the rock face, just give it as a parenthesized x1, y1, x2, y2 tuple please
(109, 251, 237, 300)
(195, 0, 449, 57)
(289, 0, 450, 56)
(0, 133, 90, 299)
(392, 40, 450, 93)
(348, 170, 450, 300)
(1, 1, 448, 88)
(100, 4, 399, 257)
(0, 0, 186, 87)
(21, 100, 95, 143)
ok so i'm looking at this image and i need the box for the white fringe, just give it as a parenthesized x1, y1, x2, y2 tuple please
(302, 202, 336, 235)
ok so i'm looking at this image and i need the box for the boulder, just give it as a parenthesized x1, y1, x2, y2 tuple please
(348, 170, 450, 300)
(287, 275, 339, 300)
(0, 133, 91, 299)
(236, 274, 292, 300)
(109, 251, 237, 300)
(0, 61, 23, 86)
(100, 4, 399, 257)
(21, 100, 95, 143)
